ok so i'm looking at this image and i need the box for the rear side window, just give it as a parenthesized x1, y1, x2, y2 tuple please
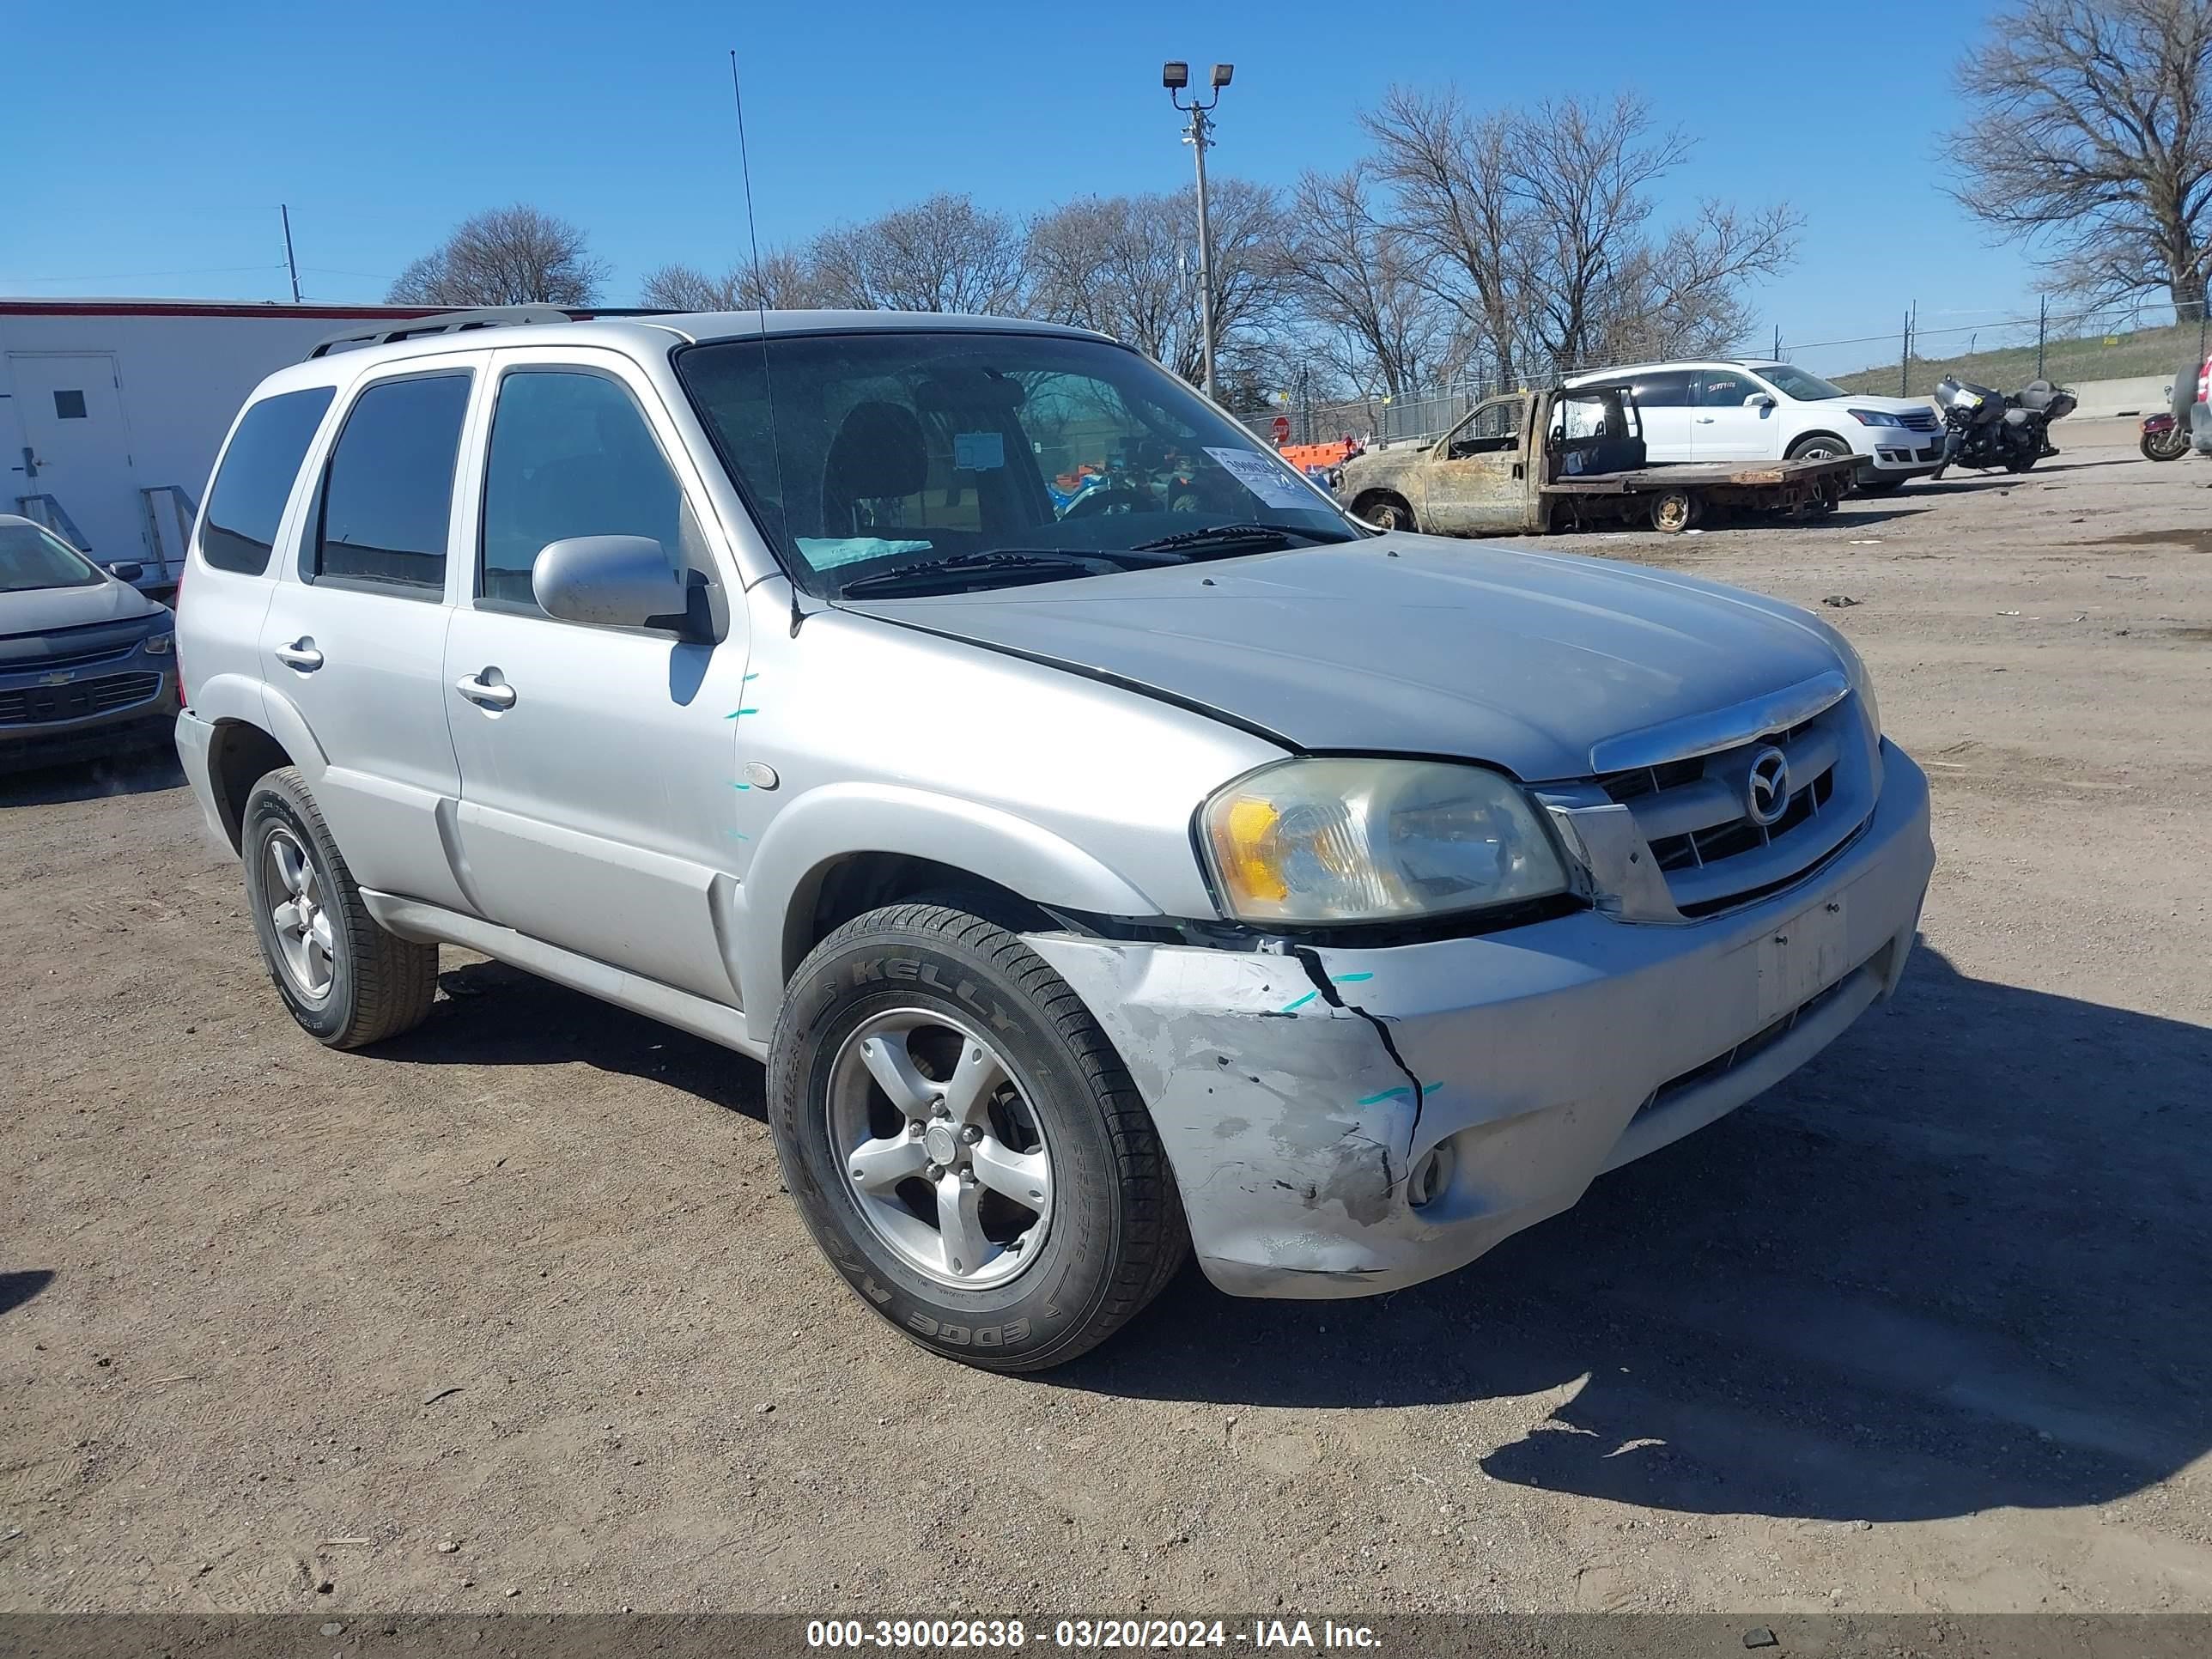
(1626, 370, 1693, 407)
(200, 386, 335, 574)
(314, 374, 471, 596)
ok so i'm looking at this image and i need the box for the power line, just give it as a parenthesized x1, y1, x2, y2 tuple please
(0, 263, 289, 286)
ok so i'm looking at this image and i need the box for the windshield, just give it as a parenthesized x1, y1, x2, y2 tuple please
(1753, 364, 1849, 402)
(676, 330, 1358, 593)
(0, 521, 102, 593)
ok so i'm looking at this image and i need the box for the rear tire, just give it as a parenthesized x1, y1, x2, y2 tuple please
(1650, 488, 1698, 533)
(241, 767, 438, 1049)
(769, 903, 1188, 1371)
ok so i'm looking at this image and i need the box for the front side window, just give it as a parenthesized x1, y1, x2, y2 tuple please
(201, 386, 335, 575)
(1691, 370, 1761, 408)
(479, 369, 700, 610)
(676, 330, 1355, 595)
(314, 374, 471, 596)
(0, 520, 102, 592)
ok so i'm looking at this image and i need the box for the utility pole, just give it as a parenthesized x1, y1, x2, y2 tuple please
(2036, 295, 2048, 381)
(1164, 62, 1233, 402)
(280, 204, 301, 303)
(1772, 324, 1781, 361)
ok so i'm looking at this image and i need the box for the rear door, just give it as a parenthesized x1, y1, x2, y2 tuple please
(1689, 368, 1774, 462)
(256, 355, 477, 915)
(1419, 396, 1531, 536)
(7, 352, 143, 568)
(438, 348, 751, 1006)
(1616, 369, 1693, 461)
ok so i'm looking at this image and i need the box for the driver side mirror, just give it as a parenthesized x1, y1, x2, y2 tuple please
(533, 536, 700, 637)
(1745, 393, 1777, 409)
(108, 562, 144, 583)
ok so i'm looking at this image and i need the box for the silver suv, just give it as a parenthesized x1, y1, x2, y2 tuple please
(173, 308, 1934, 1371)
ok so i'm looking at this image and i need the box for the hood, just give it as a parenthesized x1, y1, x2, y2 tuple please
(843, 536, 1847, 781)
(0, 575, 161, 640)
(1810, 392, 1929, 415)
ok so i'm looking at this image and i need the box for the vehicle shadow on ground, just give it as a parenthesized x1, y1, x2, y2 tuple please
(1060, 944, 2212, 1525)
(0, 749, 182, 808)
(377, 959, 769, 1124)
(0, 1270, 55, 1316)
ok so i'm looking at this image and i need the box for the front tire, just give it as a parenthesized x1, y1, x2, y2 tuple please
(769, 903, 1188, 1371)
(241, 768, 438, 1048)
(1359, 494, 1415, 532)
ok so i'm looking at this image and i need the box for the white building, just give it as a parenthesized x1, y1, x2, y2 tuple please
(1, 299, 623, 586)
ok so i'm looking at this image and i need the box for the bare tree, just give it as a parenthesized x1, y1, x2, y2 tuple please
(1282, 167, 1455, 397)
(1026, 182, 1291, 385)
(1595, 201, 1802, 362)
(1949, 0, 2212, 318)
(1508, 94, 1689, 367)
(386, 204, 607, 307)
(811, 194, 1027, 313)
(1355, 85, 1797, 384)
(640, 247, 825, 311)
(1360, 88, 1528, 383)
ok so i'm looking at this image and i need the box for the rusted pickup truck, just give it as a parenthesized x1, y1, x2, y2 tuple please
(1337, 383, 1856, 537)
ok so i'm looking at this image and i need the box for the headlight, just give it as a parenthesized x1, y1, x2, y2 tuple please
(1200, 757, 1569, 925)
(1819, 623, 1880, 742)
(1848, 409, 1902, 427)
(141, 629, 174, 656)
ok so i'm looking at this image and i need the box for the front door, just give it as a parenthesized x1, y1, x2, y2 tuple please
(440, 351, 751, 1007)
(1689, 368, 1775, 462)
(7, 353, 142, 568)
(1419, 396, 1530, 536)
(257, 358, 477, 916)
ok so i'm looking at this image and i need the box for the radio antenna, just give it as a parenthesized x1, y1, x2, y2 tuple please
(729, 48, 807, 636)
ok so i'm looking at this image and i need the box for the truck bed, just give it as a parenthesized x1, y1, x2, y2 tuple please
(1541, 455, 1857, 495)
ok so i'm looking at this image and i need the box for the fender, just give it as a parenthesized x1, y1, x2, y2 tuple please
(234, 677, 330, 781)
(737, 780, 1161, 1038)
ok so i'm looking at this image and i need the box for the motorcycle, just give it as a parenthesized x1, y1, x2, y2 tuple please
(1934, 376, 2076, 473)
(2142, 409, 2191, 462)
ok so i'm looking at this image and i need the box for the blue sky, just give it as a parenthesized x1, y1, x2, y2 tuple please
(4, 0, 2076, 376)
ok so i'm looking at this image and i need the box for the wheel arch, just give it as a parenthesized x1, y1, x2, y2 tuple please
(738, 782, 1162, 1038)
(204, 716, 304, 854)
(1350, 487, 1415, 527)
(1787, 429, 1856, 459)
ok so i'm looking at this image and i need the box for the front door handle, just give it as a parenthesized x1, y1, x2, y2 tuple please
(274, 639, 324, 672)
(455, 672, 516, 710)
(1694, 416, 1717, 424)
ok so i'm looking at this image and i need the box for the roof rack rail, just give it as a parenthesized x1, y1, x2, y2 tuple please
(305, 305, 580, 360)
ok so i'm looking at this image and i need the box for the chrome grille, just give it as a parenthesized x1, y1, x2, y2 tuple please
(1594, 694, 1870, 916)
(1896, 408, 1940, 432)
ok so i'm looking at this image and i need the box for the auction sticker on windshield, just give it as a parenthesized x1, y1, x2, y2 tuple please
(1203, 447, 1315, 508)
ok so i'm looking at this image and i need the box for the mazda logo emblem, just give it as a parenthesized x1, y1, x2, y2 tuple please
(1746, 746, 1792, 826)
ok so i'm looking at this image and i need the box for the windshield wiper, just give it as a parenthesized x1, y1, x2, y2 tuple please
(1127, 521, 1339, 554)
(836, 548, 1159, 599)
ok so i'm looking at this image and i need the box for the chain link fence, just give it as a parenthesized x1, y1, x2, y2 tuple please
(1234, 298, 2212, 452)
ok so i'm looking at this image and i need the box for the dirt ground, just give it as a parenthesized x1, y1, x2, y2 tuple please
(3, 429, 2208, 1619)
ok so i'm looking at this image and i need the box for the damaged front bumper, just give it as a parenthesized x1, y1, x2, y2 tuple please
(1025, 744, 1933, 1299)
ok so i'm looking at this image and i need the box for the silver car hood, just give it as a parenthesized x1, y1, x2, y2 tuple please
(845, 536, 1847, 781)
(0, 577, 161, 639)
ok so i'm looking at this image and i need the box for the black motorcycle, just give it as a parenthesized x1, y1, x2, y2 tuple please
(1934, 376, 2076, 473)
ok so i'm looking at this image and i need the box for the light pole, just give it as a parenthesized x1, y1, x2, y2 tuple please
(1164, 60, 1232, 402)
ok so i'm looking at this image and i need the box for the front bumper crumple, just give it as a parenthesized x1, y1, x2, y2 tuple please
(1025, 742, 1934, 1299)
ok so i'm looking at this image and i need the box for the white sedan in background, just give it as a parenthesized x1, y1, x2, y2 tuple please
(1564, 360, 1945, 492)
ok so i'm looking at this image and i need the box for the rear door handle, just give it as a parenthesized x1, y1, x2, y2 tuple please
(455, 672, 516, 710)
(1694, 416, 1717, 424)
(274, 640, 324, 672)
